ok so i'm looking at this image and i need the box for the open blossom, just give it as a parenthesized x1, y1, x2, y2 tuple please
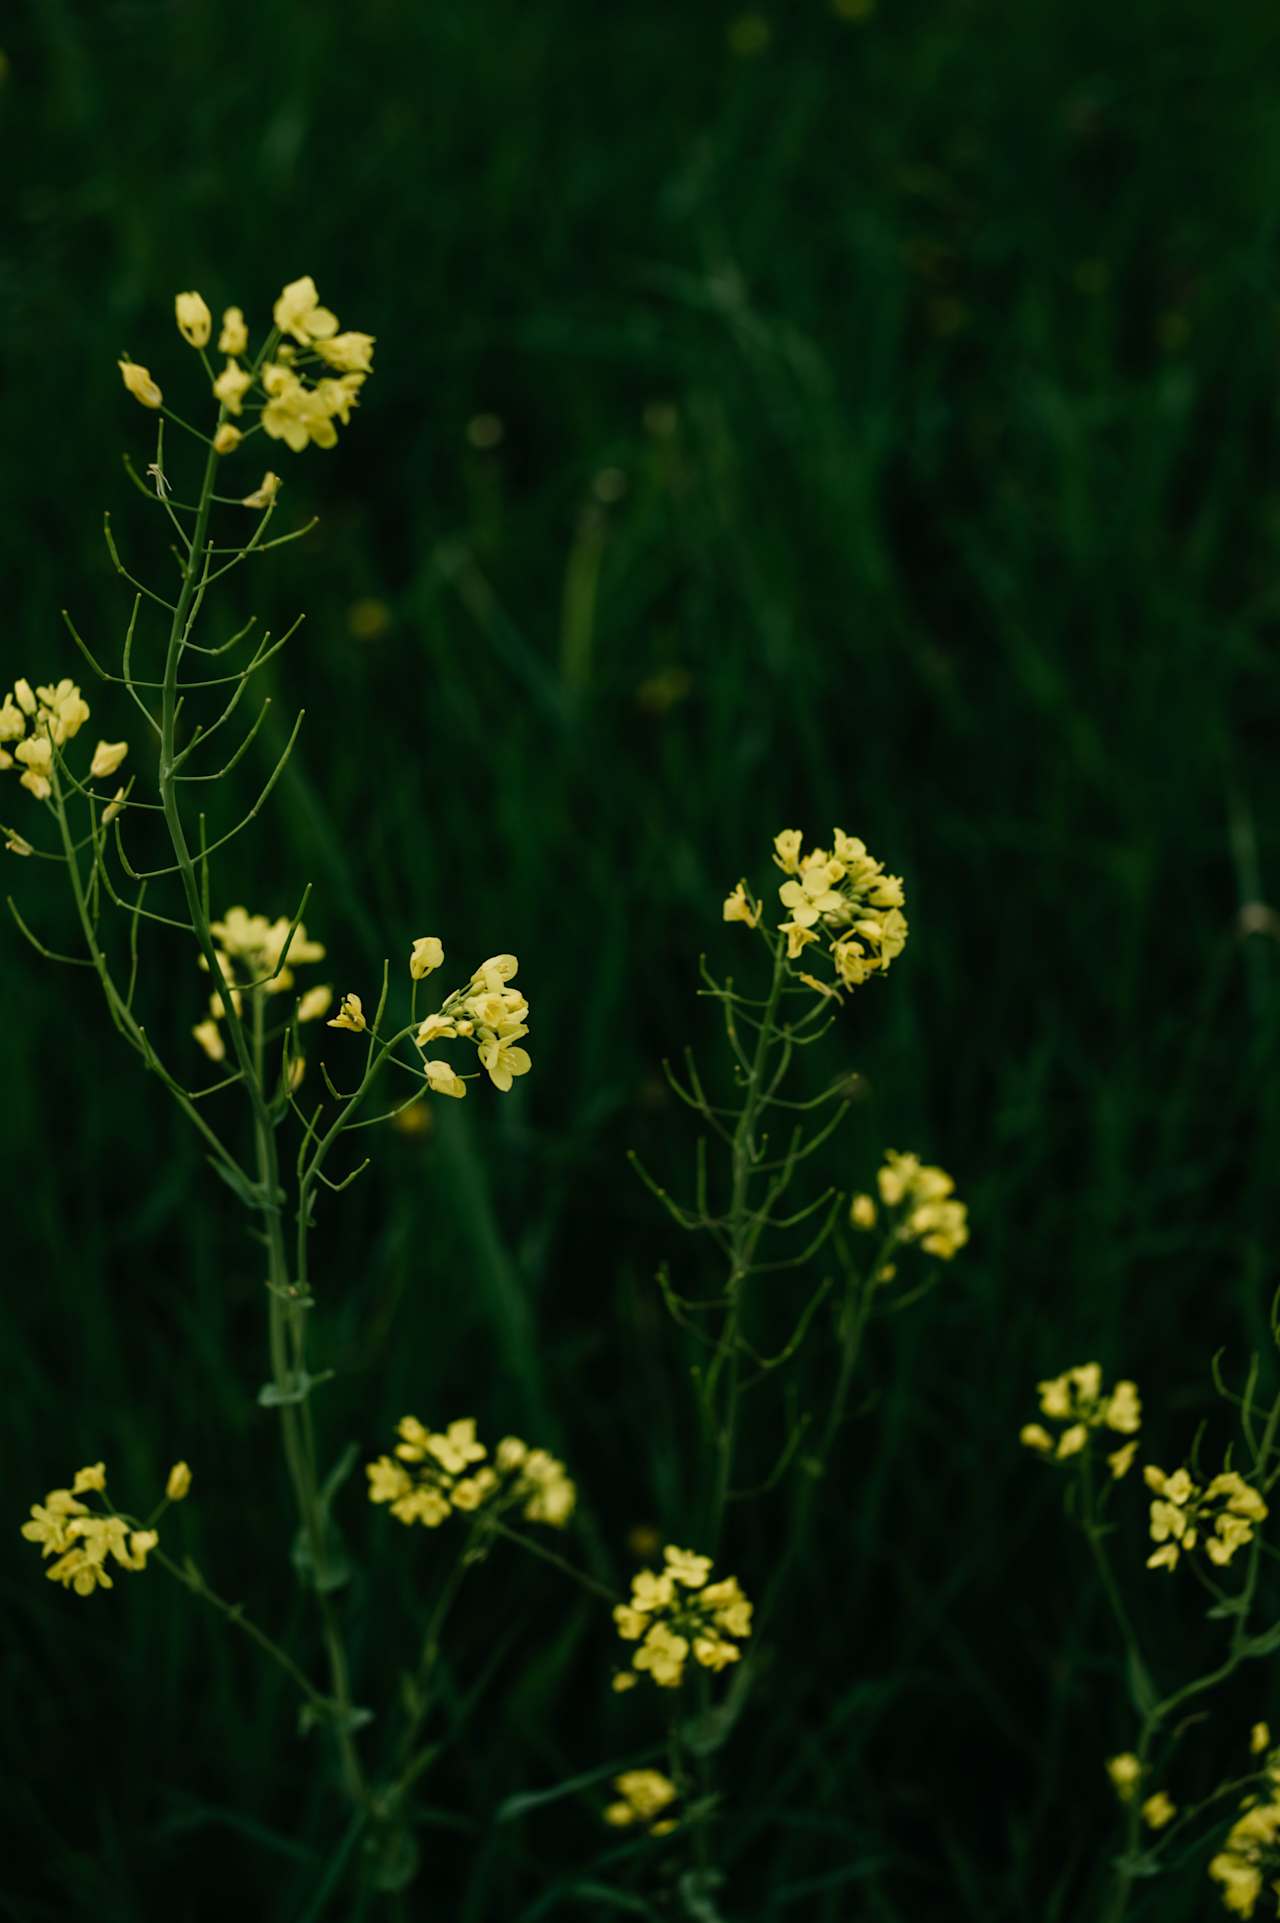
(764, 828, 908, 998)
(1144, 1463, 1267, 1573)
(410, 936, 444, 979)
(21, 1464, 159, 1597)
(861, 1150, 969, 1260)
(1210, 1791, 1280, 1916)
(328, 992, 366, 1033)
(273, 275, 339, 344)
(723, 882, 762, 927)
(315, 331, 376, 373)
(613, 1545, 752, 1692)
(423, 1059, 467, 1099)
(210, 906, 325, 993)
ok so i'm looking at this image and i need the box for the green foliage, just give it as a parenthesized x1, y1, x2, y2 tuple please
(3, 1, 1280, 1918)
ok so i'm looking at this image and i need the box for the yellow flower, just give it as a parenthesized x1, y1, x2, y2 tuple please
(366, 1455, 413, 1505)
(89, 740, 128, 780)
(166, 1461, 192, 1502)
(1253, 1723, 1271, 1756)
(471, 953, 520, 990)
(665, 1544, 712, 1588)
(213, 424, 243, 455)
(13, 680, 36, 716)
(779, 861, 846, 930)
(603, 1770, 678, 1829)
(174, 291, 212, 348)
(426, 1418, 486, 1475)
(192, 1019, 225, 1062)
(410, 936, 444, 979)
(21, 1492, 88, 1556)
(723, 882, 761, 927)
(273, 275, 339, 344)
(1108, 1442, 1139, 1480)
(477, 1026, 532, 1093)
(0, 693, 27, 741)
(417, 1013, 458, 1046)
(72, 1462, 106, 1494)
(242, 473, 281, 510)
(1141, 1791, 1176, 1830)
(423, 1059, 467, 1099)
(1056, 1423, 1088, 1459)
(1106, 1753, 1142, 1802)
(1020, 1423, 1055, 1454)
(15, 735, 52, 798)
(36, 679, 90, 743)
(297, 984, 333, 1023)
(633, 1621, 690, 1688)
(780, 919, 817, 959)
(218, 307, 248, 355)
(772, 829, 804, 873)
(1104, 1380, 1142, 1434)
(631, 1569, 676, 1612)
(850, 1192, 877, 1229)
(327, 993, 366, 1032)
(212, 360, 252, 415)
(315, 331, 376, 373)
(119, 356, 163, 408)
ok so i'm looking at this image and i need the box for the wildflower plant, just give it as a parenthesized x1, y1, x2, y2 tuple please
(1019, 1342, 1280, 1920)
(5, 279, 552, 1896)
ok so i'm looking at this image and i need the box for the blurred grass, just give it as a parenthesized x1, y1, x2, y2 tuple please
(3, 0, 1280, 1916)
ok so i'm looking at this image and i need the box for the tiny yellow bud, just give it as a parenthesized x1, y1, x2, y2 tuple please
(166, 1461, 192, 1502)
(213, 423, 243, 455)
(119, 356, 163, 409)
(212, 360, 252, 415)
(850, 1193, 877, 1230)
(90, 740, 129, 780)
(1253, 1722, 1271, 1756)
(218, 307, 248, 356)
(174, 291, 212, 348)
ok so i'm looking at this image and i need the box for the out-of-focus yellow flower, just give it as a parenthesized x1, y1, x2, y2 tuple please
(614, 1547, 751, 1691)
(328, 992, 366, 1033)
(72, 1463, 106, 1494)
(174, 291, 212, 348)
(1106, 1753, 1142, 1802)
(14, 736, 52, 798)
(368, 1416, 571, 1533)
(1143, 1464, 1266, 1575)
(192, 1019, 226, 1062)
(1108, 1442, 1139, 1480)
(410, 936, 444, 979)
(1253, 1722, 1271, 1756)
(296, 984, 333, 1023)
(213, 424, 243, 455)
(21, 1466, 158, 1596)
(1142, 1791, 1176, 1830)
(119, 356, 163, 408)
(242, 473, 281, 510)
(90, 740, 128, 780)
(315, 331, 376, 373)
(212, 361, 252, 415)
(603, 1769, 679, 1831)
(1209, 1792, 1280, 1914)
(218, 307, 248, 356)
(273, 275, 339, 344)
(872, 1150, 968, 1259)
(850, 1192, 877, 1230)
(723, 882, 762, 927)
(166, 1461, 192, 1501)
(1021, 1363, 1141, 1472)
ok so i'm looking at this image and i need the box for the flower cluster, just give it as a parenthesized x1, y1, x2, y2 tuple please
(120, 276, 374, 465)
(417, 950, 532, 1098)
(1144, 1464, 1267, 1574)
(603, 1770, 680, 1835)
(193, 906, 329, 1061)
(1210, 1793, 1280, 1917)
(771, 827, 907, 993)
(20, 1462, 158, 1597)
(1103, 1754, 1175, 1828)
(850, 1150, 969, 1261)
(1019, 1362, 1141, 1477)
(0, 676, 125, 807)
(366, 1418, 575, 1531)
(612, 1545, 753, 1691)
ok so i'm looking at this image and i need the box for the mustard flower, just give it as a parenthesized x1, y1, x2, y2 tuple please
(0, 693, 27, 741)
(174, 291, 212, 348)
(1144, 1464, 1267, 1574)
(315, 331, 376, 373)
(850, 1193, 877, 1229)
(73, 1462, 106, 1494)
(21, 1467, 158, 1597)
(423, 1059, 467, 1099)
(1142, 1791, 1176, 1830)
(218, 307, 248, 356)
(213, 424, 243, 455)
(242, 473, 281, 509)
(119, 356, 162, 408)
(212, 360, 252, 415)
(1106, 1753, 1143, 1803)
(1254, 1723, 1272, 1757)
(367, 1416, 572, 1533)
(603, 1769, 678, 1833)
(296, 984, 333, 1023)
(1021, 1362, 1142, 1472)
(192, 1019, 225, 1062)
(273, 275, 339, 344)
(871, 1150, 969, 1259)
(328, 993, 366, 1033)
(166, 1461, 192, 1501)
(477, 1026, 532, 1093)
(410, 935, 444, 979)
(14, 735, 52, 798)
(210, 906, 325, 992)
(773, 829, 803, 873)
(723, 882, 762, 927)
(89, 740, 128, 780)
(1209, 1793, 1280, 1916)
(768, 829, 908, 997)
(417, 1013, 458, 1046)
(472, 953, 519, 990)
(613, 1546, 752, 1691)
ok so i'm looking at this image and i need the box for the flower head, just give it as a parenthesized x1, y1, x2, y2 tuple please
(368, 1417, 572, 1533)
(613, 1546, 752, 1691)
(1021, 1363, 1142, 1472)
(603, 1769, 679, 1832)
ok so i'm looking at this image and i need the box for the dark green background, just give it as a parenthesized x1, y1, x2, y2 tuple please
(4, 1, 1280, 1917)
